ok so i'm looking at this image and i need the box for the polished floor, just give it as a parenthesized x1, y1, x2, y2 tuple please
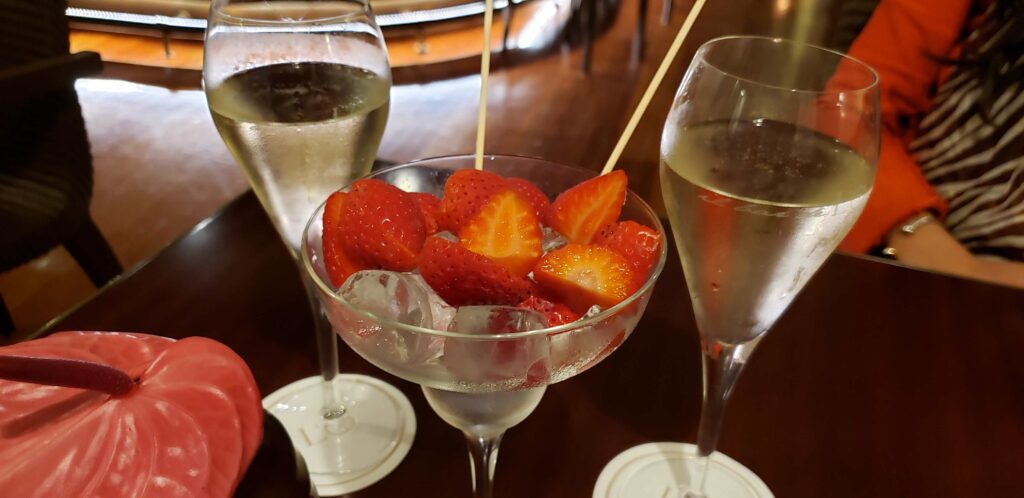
(0, 79, 248, 339)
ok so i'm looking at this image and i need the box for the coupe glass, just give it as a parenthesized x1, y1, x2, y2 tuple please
(203, 1, 413, 494)
(302, 155, 668, 497)
(657, 36, 879, 496)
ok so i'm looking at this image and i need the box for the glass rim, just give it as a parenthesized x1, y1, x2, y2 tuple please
(696, 35, 880, 96)
(301, 154, 669, 341)
(209, 0, 370, 26)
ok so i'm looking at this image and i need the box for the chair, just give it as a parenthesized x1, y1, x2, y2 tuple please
(0, 0, 123, 335)
(568, 0, 620, 72)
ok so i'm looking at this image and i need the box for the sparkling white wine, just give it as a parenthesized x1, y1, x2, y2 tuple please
(661, 119, 873, 345)
(208, 62, 389, 251)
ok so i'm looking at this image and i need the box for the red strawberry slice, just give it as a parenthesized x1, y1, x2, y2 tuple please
(459, 190, 543, 277)
(411, 192, 443, 235)
(595, 220, 663, 283)
(517, 295, 581, 326)
(545, 170, 627, 244)
(339, 179, 426, 272)
(439, 169, 510, 232)
(323, 192, 365, 286)
(419, 237, 531, 306)
(533, 243, 639, 313)
(505, 178, 550, 220)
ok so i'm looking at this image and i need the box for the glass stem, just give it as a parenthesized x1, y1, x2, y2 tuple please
(686, 338, 761, 498)
(299, 270, 346, 420)
(465, 430, 503, 498)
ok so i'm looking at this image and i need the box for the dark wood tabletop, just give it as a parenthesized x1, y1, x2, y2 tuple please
(36, 1, 1024, 496)
(44, 189, 1024, 498)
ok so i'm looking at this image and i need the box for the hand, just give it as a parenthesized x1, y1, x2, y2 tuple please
(886, 218, 1024, 289)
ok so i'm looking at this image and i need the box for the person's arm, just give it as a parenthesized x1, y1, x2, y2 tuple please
(887, 219, 1024, 288)
(832, 0, 1024, 288)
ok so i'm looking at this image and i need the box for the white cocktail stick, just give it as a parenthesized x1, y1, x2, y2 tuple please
(474, 0, 496, 170)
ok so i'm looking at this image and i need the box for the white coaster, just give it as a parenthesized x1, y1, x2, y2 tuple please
(263, 374, 416, 497)
(594, 442, 773, 498)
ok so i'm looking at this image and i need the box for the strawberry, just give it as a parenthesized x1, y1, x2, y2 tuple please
(419, 237, 531, 306)
(595, 220, 663, 282)
(459, 190, 543, 277)
(440, 169, 510, 232)
(411, 192, 443, 235)
(533, 243, 639, 313)
(517, 295, 581, 326)
(505, 178, 550, 220)
(322, 192, 365, 286)
(545, 170, 627, 244)
(339, 179, 426, 271)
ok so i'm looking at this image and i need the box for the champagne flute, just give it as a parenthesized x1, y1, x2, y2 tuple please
(600, 36, 879, 497)
(203, 1, 415, 495)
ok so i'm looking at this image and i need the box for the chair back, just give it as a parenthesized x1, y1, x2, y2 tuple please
(0, 0, 71, 69)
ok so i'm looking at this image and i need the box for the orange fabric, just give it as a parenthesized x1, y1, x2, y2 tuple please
(838, 0, 973, 252)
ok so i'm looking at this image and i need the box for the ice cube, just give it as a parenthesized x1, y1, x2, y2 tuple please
(433, 231, 459, 243)
(542, 226, 568, 252)
(549, 305, 624, 378)
(450, 306, 548, 334)
(582, 304, 604, 319)
(335, 270, 442, 364)
(407, 273, 457, 331)
(443, 306, 551, 386)
(338, 271, 432, 328)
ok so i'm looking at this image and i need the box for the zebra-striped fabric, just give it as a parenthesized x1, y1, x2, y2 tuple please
(909, 11, 1024, 261)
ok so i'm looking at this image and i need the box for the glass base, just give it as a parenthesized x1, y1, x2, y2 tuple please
(593, 443, 773, 498)
(262, 375, 416, 496)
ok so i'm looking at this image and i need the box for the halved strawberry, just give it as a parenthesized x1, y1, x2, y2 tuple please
(322, 192, 365, 286)
(411, 192, 443, 235)
(533, 243, 639, 313)
(545, 170, 627, 244)
(440, 169, 510, 232)
(595, 220, 662, 282)
(505, 178, 550, 220)
(459, 190, 543, 277)
(339, 179, 426, 271)
(419, 237, 531, 306)
(517, 295, 580, 326)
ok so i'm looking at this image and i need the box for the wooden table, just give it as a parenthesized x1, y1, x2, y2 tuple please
(35, 0, 1024, 495)
(44, 190, 1024, 497)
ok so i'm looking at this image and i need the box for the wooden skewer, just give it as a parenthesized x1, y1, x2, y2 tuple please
(474, 0, 497, 171)
(600, 0, 707, 175)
